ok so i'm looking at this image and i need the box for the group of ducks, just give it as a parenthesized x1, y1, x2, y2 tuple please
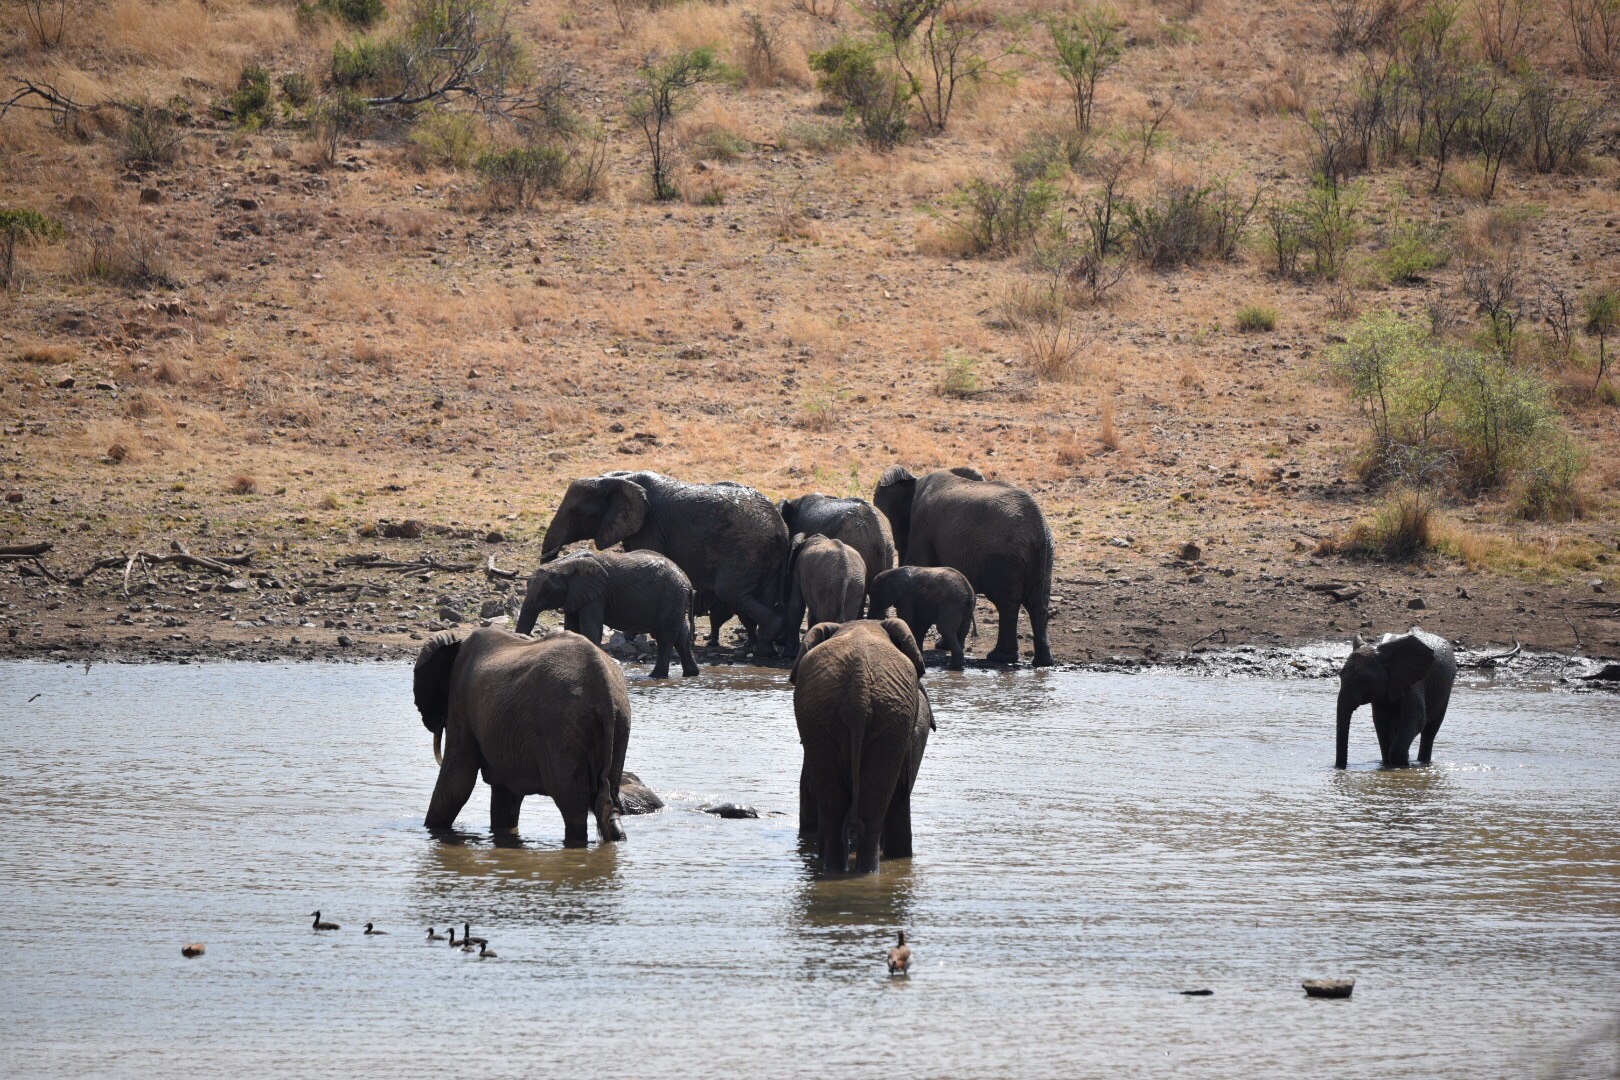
(309, 911, 498, 959)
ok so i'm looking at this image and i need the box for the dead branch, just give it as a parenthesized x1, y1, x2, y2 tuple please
(0, 542, 52, 558)
(334, 554, 480, 574)
(0, 77, 134, 127)
(1189, 627, 1228, 649)
(70, 546, 252, 593)
(485, 554, 519, 581)
(1465, 640, 1522, 668)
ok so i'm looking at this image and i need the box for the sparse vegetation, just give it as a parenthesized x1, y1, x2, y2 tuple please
(809, 39, 913, 149)
(1583, 287, 1619, 396)
(1048, 6, 1124, 133)
(1335, 487, 1438, 560)
(0, 208, 64, 292)
(935, 171, 1060, 258)
(629, 48, 736, 201)
(936, 354, 979, 398)
(1236, 305, 1277, 332)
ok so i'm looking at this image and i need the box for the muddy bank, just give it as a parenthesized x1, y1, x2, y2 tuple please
(2, 537, 1615, 681)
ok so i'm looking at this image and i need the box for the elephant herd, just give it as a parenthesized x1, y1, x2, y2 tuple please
(412, 467, 1461, 872)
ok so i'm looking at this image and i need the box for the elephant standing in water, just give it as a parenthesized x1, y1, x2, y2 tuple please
(541, 472, 788, 657)
(792, 619, 933, 873)
(515, 550, 698, 679)
(867, 565, 976, 671)
(1336, 628, 1456, 769)
(777, 493, 896, 594)
(784, 533, 866, 645)
(414, 628, 630, 846)
(873, 466, 1054, 667)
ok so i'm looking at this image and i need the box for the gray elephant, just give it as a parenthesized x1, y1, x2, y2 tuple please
(791, 619, 933, 873)
(873, 466, 1054, 667)
(1336, 628, 1456, 769)
(541, 471, 787, 657)
(777, 493, 896, 593)
(619, 770, 664, 815)
(784, 533, 866, 644)
(514, 550, 698, 679)
(414, 627, 630, 846)
(867, 565, 975, 671)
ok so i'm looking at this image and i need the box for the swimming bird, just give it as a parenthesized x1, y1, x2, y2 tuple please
(477, 943, 497, 960)
(363, 923, 387, 935)
(427, 927, 446, 942)
(462, 923, 488, 948)
(887, 931, 911, 976)
(310, 911, 339, 931)
(181, 943, 206, 958)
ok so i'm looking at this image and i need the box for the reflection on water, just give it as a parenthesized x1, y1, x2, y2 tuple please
(1, 661, 1617, 1080)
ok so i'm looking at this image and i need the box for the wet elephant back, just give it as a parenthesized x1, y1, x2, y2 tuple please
(598, 551, 691, 636)
(789, 495, 895, 585)
(911, 473, 1049, 584)
(631, 474, 787, 597)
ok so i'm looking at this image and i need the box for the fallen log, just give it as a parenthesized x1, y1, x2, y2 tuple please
(485, 554, 519, 581)
(334, 554, 480, 574)
(1464, 641, 1521, 669)
(70, 545, 253, 595)
(0, 542, 52, 558)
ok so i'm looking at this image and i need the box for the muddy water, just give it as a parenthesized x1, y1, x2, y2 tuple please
(1, 660, 1616, 1079)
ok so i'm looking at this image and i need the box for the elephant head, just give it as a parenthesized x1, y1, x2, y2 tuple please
(414, 631, 463, 765)
(872, 467, 917, 561)
(1336, 633, 1436, 769)
(791, 618, 926, 684)
(515, 556, 608, 635)
(866, 567, 902, 618)
(541, 475, 650, 563)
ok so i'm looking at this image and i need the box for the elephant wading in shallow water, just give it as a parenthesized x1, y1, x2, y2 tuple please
(1336, 628, 1457, 769)
(777, 493, 896, 595)
(791, 619, 933, 873)
(541, 472, 788, 657)
(515, 550, 698, 679)
(784, 533, 866, 645)
(415, 628, 630, 846)
(873, 466, 1054, 667)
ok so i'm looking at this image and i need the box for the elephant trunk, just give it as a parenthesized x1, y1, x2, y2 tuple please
(1335, 691, 1354, 770)
(514, 587, 542, 636)
(432, 728, 443, 766)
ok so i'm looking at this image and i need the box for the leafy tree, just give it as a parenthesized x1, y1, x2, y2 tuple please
(1583, 288, 1619, 394)
(627, 48, 735, 200)
(1048, 6, 1123, 132)
(0, 208, 63, 291)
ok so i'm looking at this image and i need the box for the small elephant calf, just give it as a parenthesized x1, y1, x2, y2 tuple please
(784, 533, 866, 644)
(1336, 627, 1456, 768)
(516, 550, 699, 678)
(867, 566, 975, 670)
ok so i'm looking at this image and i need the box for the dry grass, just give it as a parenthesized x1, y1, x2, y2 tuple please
(229, 473, 258, 495)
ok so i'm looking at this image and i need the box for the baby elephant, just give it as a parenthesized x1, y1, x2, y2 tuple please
(1336, 627, 1456, 769)
(516, 550, 698, 679)
(784, 533, 866, 645)
(867, 566, 975, 670)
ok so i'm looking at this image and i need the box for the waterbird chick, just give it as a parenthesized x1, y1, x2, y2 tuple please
(427, 927, 446, 942)
(310, 911, 340, 931)
(363, 923, 387, 935)
(181, 943, 206, 958)
(887, 931, 911, 976)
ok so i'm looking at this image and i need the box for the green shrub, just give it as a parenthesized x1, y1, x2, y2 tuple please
(936, 354, 979, 398)
(1338, 488, 1437, 560)
(225, 66, 275, 128)
(781, 118, 854, 153)
(809, 39, 913, 150)
(0, 208, 65, 291)
(1236, 305, 1277, 332)
(688, 126, 750, 162)
(408, 109, 486, 169)
(279, 72, 314, 108)
(325, 0, 387, 26)
(312, 90, 366, 166)
(476, 145, 570, 209)
(1512, 433, 1586, 521)
(1378, 218, 1450, 284)
(937, 172, 1060, 258)
(1124, 177, 1259, 268)
(331, 38, 393, 89)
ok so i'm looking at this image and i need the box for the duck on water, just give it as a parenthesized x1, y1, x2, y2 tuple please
(310, 911, 339, 931)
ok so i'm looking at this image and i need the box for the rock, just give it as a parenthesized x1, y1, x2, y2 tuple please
(702, 802, 759, 819)
(94, 380, 116, 392)
(381, 519, 423, 539)
(337, 634, 354, 647)
(478, 598, 507, 619)
(54, 375, 76, 389)
(237, 197, 259, 211)
(484, 530, 505, 544)
(1179, 989, 1213, 996)
(1178, 541, 1202, 562)
(1302, 978, 1354, 999)
(219, 579, 250, 593)
(63, 193, 97, 213)
(1407, 597, 1426, 610)
(1579, 663, 1620, 682)
(140, 188, 162, 205)
(436, 606, 464, 624)
(1456, 586, 1470, 599)
(181, 943, 205, 957)
(1593, 580, 1606, 594)
(4, 492, 21, 503)
(619, 770, 664, 815)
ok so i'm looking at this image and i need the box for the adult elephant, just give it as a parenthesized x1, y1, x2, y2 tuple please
(873, 466, 1054, 667)
(414, 627, 629, 846)
(541, 472, 787, 656)
(791, 619, 933, 873)
(777, 493, 896, 593)
(1336, 628, 1456, 769)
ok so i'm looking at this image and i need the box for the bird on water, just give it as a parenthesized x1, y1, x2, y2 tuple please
(310, 911, 340, 931)
(363, 923, 388, 935)
(181, 943, 206, 958)
(462, 923, 488, 948)
(426, 927, 446, 942)
(888, 931, 912, 976)
(477, 943, 498, 960)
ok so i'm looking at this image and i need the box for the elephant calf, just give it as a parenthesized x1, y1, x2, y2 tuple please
(1336, 627, 1456, 769)
(784, 533, 866, 644)
(791, 619, 932, 873)
(516, 550, 698, 679)
(414, 628, 630, 846)
(867, 566, 975, 671)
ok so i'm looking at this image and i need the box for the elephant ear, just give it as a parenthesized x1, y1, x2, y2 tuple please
(949, 466, 986, 481)
(1377, 633, 1435, 698)
(595, 477, 649, 549)
(877, 465, 914, 490)
(790, 621, 841, 685)
(413, 631, 462, 733)
(880, 617, 927, 679)
(564, 556, 609, 608)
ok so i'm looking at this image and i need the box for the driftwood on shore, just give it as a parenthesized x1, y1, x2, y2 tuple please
(0, 542, 60, 582)
(65, 541, 253, 596)
(332, 553, 520, 581)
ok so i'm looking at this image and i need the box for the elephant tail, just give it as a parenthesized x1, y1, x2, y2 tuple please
(843, 712, 864, 860)
(594, 694, 627, 843)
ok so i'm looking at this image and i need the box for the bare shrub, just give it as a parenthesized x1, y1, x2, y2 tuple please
(738, 10, 783, 88)
(16, 0, 80, 48)
(229, 473, 258, 495)
(120, 102, 186, 166)
(1563, 0, 1620, 75)
(1326, 0, 1409, 53)
(1002, 279, 1093, 381)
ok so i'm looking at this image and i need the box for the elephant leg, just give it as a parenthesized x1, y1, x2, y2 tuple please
(882, 787, 912, 859)
(798, 761, 819, 840)
(489, 785, 524, 835)
(1027, 597, 1054, 668)
(706, 604, 733, 646)
(853, 818, 881, 873)
(939, 627, 965, 671)
(650, 635, 673, 679)
(424, 736, 480, 830)
(904, 616, 929, 663)
(1418, 715, 1445, 764)
(555, 792, 591, 848)
(818, 793, 849, 872)
(563, 611, 581, 634)
(578, 605, 604, 648)
(715, 573, 782, 657)
(677, 623, 700, 677)
(986, 594, 1021, 664)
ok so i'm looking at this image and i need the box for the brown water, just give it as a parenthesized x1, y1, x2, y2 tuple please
(1, 660, 1616, 1079)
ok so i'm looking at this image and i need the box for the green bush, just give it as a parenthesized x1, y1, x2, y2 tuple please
(936, 354, 979, 398)
(476, 145, 570, 209)
(937, 172, 1060, 257)
(809, 39, 913, 150)
(1512, 433, 1586, 521)
(227, 66, 275, 128)
(688, 126, 750, 162)
(324, 0, 387, 27)
(1236, 305, 1277, 332)
(409, 109, 487, 169)
(1338, 488, 1438, 560)
(1124, 177, 1259, 268)
(781, 119, 854, 153)
(279, 72, 315, 108)
(0, 207, 64, 291)
(331, 38, 393, 89)
(1377, 218, 1450, 284)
